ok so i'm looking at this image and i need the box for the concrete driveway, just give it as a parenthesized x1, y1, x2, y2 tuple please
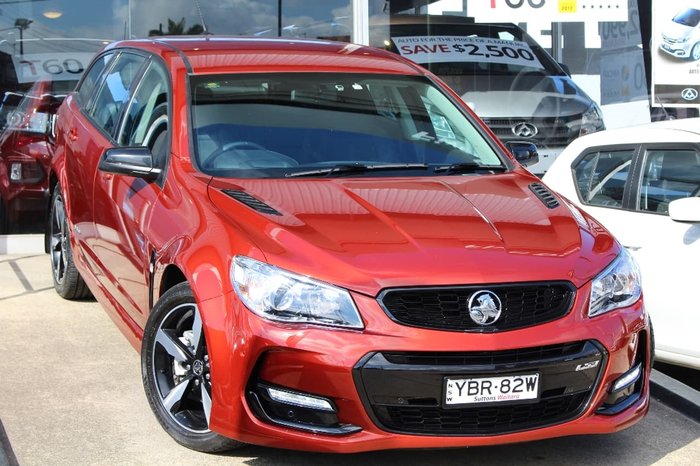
(1, 254, 698, 466)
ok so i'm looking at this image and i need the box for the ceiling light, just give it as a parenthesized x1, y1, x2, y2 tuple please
(43, 10, 63, 20)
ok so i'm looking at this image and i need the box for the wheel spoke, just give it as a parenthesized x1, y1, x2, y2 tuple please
(192, 308, 203, 356)
(201, 383, 212, 426)
(162, 377, 192, 413)
(155, 328, 191, 362)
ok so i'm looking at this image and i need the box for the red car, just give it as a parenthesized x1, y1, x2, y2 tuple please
(0, 79, 63, 232)
(48, 37, 651, 453)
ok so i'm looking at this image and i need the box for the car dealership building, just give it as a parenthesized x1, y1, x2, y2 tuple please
(0, 0, 698, 233)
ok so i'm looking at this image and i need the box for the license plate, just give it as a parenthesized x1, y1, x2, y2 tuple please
(445, 373, 539, 406)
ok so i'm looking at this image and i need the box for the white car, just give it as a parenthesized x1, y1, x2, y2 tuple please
(660, 7, 700, 61)
(544, 118, 700, 369)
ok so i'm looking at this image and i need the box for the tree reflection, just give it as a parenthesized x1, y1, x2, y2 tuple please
(148, 18, 203, 36)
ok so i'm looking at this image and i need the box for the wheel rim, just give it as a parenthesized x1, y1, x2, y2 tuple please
(152, 303, 212, 433)
(693, 44, 700, 61)
(50, 193, 68, 285)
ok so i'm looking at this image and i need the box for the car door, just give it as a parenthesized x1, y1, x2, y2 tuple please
(571, 145, 700, 365)
(91, 57, 170, 329)
(60, 51, 115, 254)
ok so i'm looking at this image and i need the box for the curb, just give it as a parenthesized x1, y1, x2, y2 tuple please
(0, 234, 44, 254)
(650, 369, 700, 423)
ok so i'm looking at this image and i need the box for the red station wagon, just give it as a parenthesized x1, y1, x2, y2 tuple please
(48, 37, 651, 453)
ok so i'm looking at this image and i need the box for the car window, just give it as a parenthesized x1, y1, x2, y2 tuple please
(639, 149, 700, 214)
(89, 52, 146, 136)
(574, 149, 634, 207)
(118, 62, 168, 144)
(76, 52, 115, 108)
(190, 73, 503, 178)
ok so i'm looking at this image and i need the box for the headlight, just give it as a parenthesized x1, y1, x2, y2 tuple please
(589, 249, 641, 317)
(231, 256, 364, 329)
(579, 103, 605, 136)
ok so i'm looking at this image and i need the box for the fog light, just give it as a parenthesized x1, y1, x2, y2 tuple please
(267, 386, 335, 412)
(612, 363, 642, 392)
(10, 163, 22, 181)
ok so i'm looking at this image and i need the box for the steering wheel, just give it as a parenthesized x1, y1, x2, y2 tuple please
(204, 141, 297, 169)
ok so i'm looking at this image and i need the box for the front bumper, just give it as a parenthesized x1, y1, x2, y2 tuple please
(199, 284, 650, 453)
(660, 41, 692, 59)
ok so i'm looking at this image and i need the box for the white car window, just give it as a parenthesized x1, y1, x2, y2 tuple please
(574, 149, 634, 207)
(640, 149, 700, 214)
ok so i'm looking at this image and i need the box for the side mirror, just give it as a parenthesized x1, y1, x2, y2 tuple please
(506, 141, 540, 167)
(669, 197, 700, 223)
(98, 146, 161, 181)
(559, 62, 572, 77)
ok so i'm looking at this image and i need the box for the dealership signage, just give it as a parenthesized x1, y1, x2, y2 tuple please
(651, 0, 700, 107)
(11, 53, 96, 83)
(469, 0, 628, 23)
(392, 36, 544, 68)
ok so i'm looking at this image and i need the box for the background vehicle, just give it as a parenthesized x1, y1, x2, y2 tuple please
(0, 78, 63, 233)
(660, 7, 700, 61)
(375, 15, 605, 175)
(49, 37, 649, 453)
(544, 118, 700, 369)
(0, 38, 105, 233)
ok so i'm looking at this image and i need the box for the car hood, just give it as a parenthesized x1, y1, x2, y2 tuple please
(663, 21, 694, 40)
(208, 174, 617, 296)
(454, 75, 593, 118)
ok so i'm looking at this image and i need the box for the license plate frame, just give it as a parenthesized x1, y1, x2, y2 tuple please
(443, 373, 541, 408)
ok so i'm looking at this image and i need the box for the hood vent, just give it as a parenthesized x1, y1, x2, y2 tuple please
(222, 189, 281, 216)
(529, 183, 560, 209)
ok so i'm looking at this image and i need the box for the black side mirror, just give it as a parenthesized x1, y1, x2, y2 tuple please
(98, 146, 161, 181)
(506, 141, 540, 167)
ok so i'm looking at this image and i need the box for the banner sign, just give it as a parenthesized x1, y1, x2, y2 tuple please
(651, 0, 700, 107)
(11, 53, 95, 83)
(392, 36, 544, 68)
(469, 0, 628, 23)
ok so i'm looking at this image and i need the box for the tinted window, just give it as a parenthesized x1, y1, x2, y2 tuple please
(640, 149, 700, 214)
(89, 52, 146, 135)
(574, 149, 634, 207)
(77, 52, 115, 107)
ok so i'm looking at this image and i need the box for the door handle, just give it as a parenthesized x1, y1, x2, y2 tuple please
(68, 128, 78, 141)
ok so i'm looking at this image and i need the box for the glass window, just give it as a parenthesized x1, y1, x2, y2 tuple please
(640, 150, 700, 214)
(131, 0, 278, 37)
(77, 52, 115, 108)
(190, 72, 503, 179)
(118, 63, 168, 148)
(89, 52, 146, 135)
(574, 149, 634, 208)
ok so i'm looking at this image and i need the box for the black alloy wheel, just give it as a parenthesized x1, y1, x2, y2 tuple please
(49, 187, 91, 299)
(142, 282, 242, 452)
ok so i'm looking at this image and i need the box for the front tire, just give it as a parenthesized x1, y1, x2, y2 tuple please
(691, 42, 700, 61)
(141, 282, 243, 453)
(49, 187, 91, 299)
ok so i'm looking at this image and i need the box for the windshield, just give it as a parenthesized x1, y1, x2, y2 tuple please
(673, 8, 700, 27)
(190, 73, 505, 179)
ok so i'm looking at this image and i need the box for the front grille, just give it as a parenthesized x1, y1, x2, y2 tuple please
(382, 341, 586, 366)
(379, 392, 588, 435)
(379, 282, 575, 332)
(353, 340, 606, 436)
(482, 116, 579, 147)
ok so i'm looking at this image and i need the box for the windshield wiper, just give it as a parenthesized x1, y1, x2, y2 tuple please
(433, 162, 507, 174)
(286, 163, 430, 178)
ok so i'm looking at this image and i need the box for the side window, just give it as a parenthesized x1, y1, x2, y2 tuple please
(89, 52, 146, 136)
(640, 149, 700, 214)
(119, 64, 168, 146)
(574, 149, 634, 207)
(76, 52, 114, 108)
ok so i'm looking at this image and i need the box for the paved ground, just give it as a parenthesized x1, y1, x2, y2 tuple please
(0, 254, 698, 466)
